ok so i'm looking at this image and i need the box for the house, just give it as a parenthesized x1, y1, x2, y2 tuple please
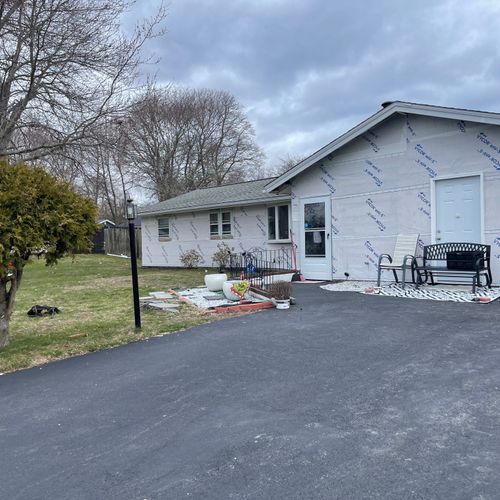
(265, 101, 500, 282)
(139, 178, 292, 268)
(140, 101, 500, 283)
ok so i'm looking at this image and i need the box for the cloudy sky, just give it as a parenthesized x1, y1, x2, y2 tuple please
(126, 0, 500, 169)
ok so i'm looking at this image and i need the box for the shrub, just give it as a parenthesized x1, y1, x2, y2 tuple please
(268, 280, 293, 300)
(212, 242, 233, 271)
(180, 249, 202, 268)
(0, 161, 97, 349)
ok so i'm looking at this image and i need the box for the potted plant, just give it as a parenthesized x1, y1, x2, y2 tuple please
(222, 279, 250, 301)
(268, 281, 293, 310)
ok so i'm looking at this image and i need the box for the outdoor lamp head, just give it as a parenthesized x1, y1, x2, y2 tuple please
(126, 199, 136, 220)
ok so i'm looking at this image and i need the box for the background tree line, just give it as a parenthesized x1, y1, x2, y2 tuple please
(0, 0, 300, 226)
(0, 0, 270, 223)
(49, 84, 267, 222)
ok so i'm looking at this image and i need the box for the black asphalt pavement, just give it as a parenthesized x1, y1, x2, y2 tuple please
(2, 285, 500, 499)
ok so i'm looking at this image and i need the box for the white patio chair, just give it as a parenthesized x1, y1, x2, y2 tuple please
(377, 234, 419, 289)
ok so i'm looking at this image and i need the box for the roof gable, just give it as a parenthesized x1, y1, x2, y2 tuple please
(264, 101, 500, 192)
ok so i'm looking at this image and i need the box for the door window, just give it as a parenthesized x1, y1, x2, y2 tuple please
(304, 202, 326, 257)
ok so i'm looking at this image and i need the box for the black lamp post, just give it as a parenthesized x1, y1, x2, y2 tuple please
(126, 198, 141, 329)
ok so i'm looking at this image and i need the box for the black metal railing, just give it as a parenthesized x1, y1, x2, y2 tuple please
(229, 247, 296, 289)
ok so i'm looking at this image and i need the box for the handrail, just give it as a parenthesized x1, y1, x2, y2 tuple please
(229, 248, 295, 289)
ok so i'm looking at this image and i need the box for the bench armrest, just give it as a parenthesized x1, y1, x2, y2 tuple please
(474, 256, 485, 270)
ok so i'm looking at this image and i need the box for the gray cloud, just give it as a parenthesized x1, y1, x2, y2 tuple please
(126, 0, 500, 168)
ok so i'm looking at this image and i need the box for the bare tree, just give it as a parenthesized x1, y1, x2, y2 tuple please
(43, 121, 132, 222)
(268, 153, 306, 177)
(124, 85, 194, 201)
(87, 124, 131, 223)
(125, 85, 265, 201)
(0, 0, 166, 160)
(189, 89, 265, 187)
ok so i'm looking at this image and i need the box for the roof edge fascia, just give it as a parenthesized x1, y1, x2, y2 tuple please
(139, 195, 291, 217)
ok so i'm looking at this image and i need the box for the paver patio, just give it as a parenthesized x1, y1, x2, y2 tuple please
(1, 284, 500, 499)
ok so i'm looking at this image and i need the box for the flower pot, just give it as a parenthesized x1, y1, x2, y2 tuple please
(204, 273, 228, 291)
(274, 298, 290, 310)
(222, 280, 250, 301)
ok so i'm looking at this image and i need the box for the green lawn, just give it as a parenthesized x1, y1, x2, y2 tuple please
(0, 255, 216, 373)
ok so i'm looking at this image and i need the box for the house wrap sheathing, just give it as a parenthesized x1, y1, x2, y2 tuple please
(139, 101, 500, 283)
(139, 178, 291, 268)
(265, 101, 500, 282)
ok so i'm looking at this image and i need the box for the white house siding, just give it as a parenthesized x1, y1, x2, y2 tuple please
(290, 113, 500, 283)
(141, 205, 291, 267)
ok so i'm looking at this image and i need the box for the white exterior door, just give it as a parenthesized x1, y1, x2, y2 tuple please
(299, 196, 332, 280)
(435, 175, 481, 243)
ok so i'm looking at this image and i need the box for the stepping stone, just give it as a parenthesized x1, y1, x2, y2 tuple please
(150, 291, 173, 300)
(142, 301, 180, 312)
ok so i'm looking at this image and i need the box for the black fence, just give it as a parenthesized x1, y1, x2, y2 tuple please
(229, 247, 296, 289)
(92, 227, 106, 254)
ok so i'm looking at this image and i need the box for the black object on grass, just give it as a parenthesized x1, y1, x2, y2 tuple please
(27, 305, 60, 317)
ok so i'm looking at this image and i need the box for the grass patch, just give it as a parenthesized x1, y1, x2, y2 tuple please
(0, 255, 217, 373)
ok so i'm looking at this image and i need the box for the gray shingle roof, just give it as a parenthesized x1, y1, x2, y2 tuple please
(139, 178, 290, 215)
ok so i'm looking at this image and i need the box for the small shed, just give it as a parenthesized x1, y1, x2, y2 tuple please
(92, 219, 115, 254)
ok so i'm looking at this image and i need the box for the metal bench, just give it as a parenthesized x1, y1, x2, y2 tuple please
(415, 243, 492, 293)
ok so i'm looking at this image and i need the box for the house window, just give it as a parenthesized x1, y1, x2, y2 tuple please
(209, 211, 232, 238)
(158, 217, 170, 240)
(210, 213, 219, 236)
(268, 205, 290, 241)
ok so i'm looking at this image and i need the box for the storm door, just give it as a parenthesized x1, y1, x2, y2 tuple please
(299, 196, 332, 280)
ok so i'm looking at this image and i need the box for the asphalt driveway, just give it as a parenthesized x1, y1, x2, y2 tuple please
(2, 285, 500, 499)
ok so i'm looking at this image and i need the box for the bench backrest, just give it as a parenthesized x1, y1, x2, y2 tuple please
(423, 243, 490, 262)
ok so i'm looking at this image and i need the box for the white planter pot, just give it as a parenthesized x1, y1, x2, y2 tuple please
(274, 299, 290, 310)
(204, 273, 228, 291)
(222, 280, 249, 301)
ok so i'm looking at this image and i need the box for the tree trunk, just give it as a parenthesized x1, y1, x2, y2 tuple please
(0, 300, 9, 349)
(0, 267, 23, 350)
(0, 280, 10, 349)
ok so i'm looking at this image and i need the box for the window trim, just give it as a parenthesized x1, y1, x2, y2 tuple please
(158, 217, 170, 241)
(209, 210, 232, 239)
(267, 204, 291, 243)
